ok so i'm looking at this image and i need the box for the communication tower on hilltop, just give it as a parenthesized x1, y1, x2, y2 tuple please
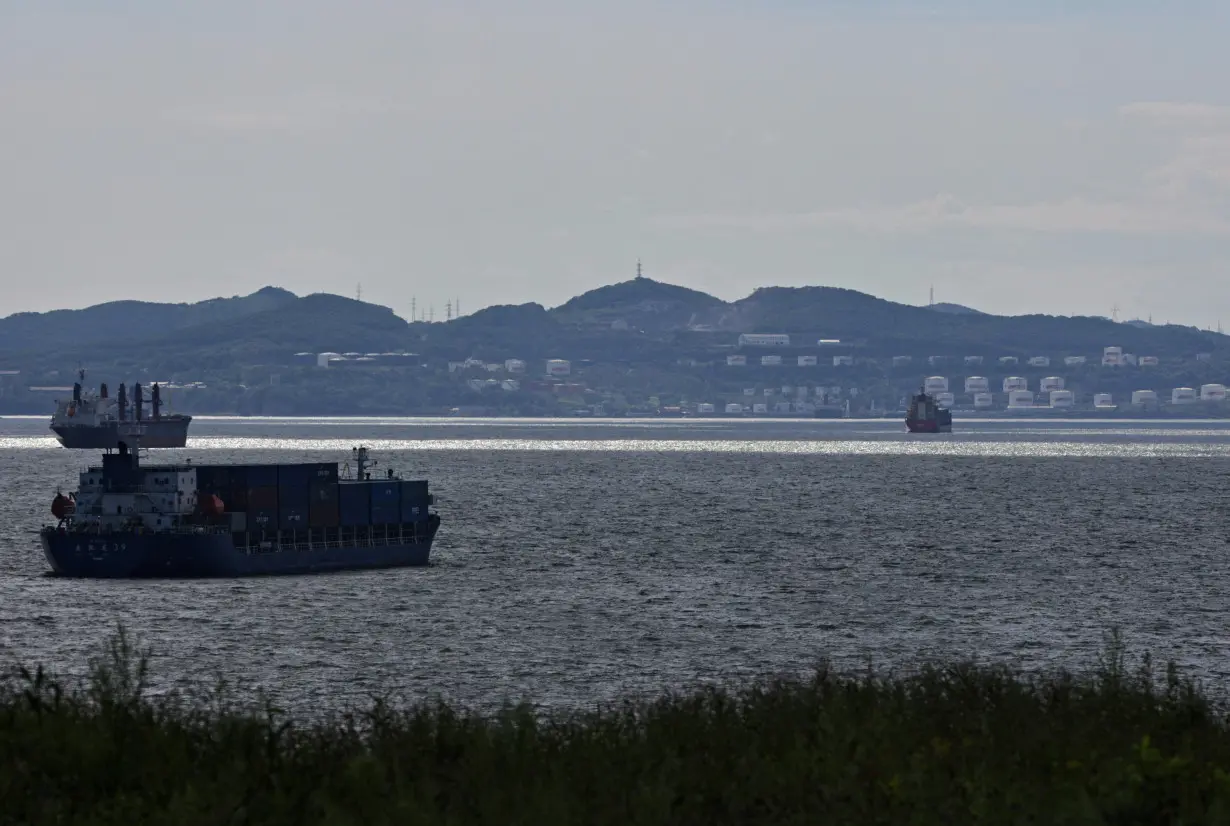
(445, 300, 453, 321)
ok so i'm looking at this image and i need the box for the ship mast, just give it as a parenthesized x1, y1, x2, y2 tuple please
(352, 446, 376, 480)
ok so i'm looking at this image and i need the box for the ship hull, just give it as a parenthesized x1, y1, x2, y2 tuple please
(51, 418, 192, 449)
(40, 521, 437, 578)
(905, 419, 952, 433)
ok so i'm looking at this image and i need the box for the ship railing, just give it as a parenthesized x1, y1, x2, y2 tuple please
(238, 526, 431, 554)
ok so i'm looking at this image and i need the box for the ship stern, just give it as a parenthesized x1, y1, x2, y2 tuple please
(39, 529, 240, 578)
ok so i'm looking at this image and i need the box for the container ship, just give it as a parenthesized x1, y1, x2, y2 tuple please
(905, 385, 953, 433)
(40, 435, 439, 578)
(50, 370, 191, 449)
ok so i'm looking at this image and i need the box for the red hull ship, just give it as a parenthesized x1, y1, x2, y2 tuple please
(905, 386, 953, 433)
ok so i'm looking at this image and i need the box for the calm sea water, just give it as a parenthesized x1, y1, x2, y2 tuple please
(2, 415, 1230, 712)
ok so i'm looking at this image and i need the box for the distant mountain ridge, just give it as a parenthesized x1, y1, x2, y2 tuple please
(0, 286, 298, 351)
(2, 278, 1226, 379)
(925, 302, 985, 316)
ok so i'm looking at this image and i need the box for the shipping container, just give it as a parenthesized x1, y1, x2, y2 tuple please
(370, 501, 399, 525)
(247, 486, 278, 511)
(245, 465, 279, 488)
(278, 504, 309, 530)
(308, 479, 340, 527)
(309, 502, 339, 528)
(248, 508, 278, 531)
(370, 481, 400, 505)
(309, 479, 339, 504)
(399, 480, 429, 501)
(227, 486, 249, 511)
(278, 463, 340, 489)
(338, 483, 371, 527)
(399, 499, 429, 522)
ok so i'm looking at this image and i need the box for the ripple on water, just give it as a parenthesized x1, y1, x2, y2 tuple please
(2, 418, 1230, 712)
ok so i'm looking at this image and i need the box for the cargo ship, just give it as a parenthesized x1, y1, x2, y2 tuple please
(905, 386, 952, 433)
(39, 434, 439, 578)
(51, 370, 191, 449)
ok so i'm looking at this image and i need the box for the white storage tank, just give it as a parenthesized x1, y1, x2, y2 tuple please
(1028, 356, 1051, 367)
(964, 355, 984, 365)
(546, 359, 571, 376)
(739, 334, 790, 347)
(1049, 390, 1075, 408)
(727, 354, 747, 366)
(1200, 383, 1227, 401)
(1094, 393, 1114, 407)
(1172, 387, 1198, 404)
(924, 376, 949, 394)
(696, 403, 716, 414)
(973, 392, 994, 408)
(964, 376, 990, 393)
(1007, 389, 1034, 408)
(725, 403, 745, 414)
(1040, 376, 1065, 392)
(833, 356, 854, 367)
(1003, 376, 1027, 392)
(1139, 356, 1159, 367)
(1131, 389, 1158, 406)
(999, 356, 1019, 365)
(761, 355, 782, 366)
(505, 359, 526, 373)
(936, 392, 955, 408)
(1064, 356, 1087, 366)
(797, 355, 817, 367)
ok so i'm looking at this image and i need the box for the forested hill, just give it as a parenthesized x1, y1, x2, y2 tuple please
(2, 279, 1227, 376)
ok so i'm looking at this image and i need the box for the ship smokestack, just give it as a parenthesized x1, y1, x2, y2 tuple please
(117, 383, 128, 421)
(100, 383, 108, 399)
(151, 383, 162, 420)
(133, 383, 143, 422)
(73, 382, 81, 403)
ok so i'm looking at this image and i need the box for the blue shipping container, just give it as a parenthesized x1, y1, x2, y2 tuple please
(338, 483, 370, 527)
(278, 463, 339, 488)
(399, 498, 429, 522)
(370, 481, 400, 505)
(399, 480, 429, 501)
(370, 501, 399, 525)
(279, 505, 309, 530)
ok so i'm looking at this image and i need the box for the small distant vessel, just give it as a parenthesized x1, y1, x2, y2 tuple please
(50, 369, 191, 449)
(40, 438, 440, 578)
(905, 386, 952, 433)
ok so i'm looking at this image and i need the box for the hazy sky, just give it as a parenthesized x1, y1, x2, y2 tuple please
(3, 1, 1230, 326)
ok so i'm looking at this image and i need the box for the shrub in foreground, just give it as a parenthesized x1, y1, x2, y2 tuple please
(4, 630, 1230, 824)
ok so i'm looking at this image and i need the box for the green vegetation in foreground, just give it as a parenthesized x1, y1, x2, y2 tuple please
(6, 630, 1230, 823)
